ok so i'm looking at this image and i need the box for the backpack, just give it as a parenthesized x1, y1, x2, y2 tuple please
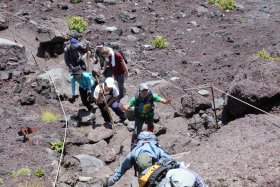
(114, 50, 128, 64)
(131, 131, 160, 176)
(134, 90, 154, 117)
(138, 158, 180, 187)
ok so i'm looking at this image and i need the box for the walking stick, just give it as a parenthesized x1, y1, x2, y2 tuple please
(94, 75, 118, 134)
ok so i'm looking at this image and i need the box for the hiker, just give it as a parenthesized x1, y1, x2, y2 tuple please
(64, 38, 89, 72)
(120, 83, 172, 142)
(92, 44, 112, 78)
(93, 77, 128, 125)
(99, 47, 129, 102)
(106, 131, 172, 186)
(69, 67, 95, 112)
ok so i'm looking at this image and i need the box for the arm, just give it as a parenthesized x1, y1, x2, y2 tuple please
(64, 48, 73, 71)
(85, 74, 93, 92)
(120, 97, 135, 111)
(153, 93, 172, 104)
(107, 96, 117, 106)
(112, 152, 134, 182)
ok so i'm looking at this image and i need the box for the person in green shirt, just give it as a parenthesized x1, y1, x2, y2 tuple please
(120, 83, 172, 143)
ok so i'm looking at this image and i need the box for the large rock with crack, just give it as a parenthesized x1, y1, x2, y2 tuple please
(87, 126, 113, 143)
(226, 58, 280, 118)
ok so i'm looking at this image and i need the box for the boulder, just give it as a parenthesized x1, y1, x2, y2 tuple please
(180, 92, 212, 118)
(78, 109, 96, 125)
(0, 38, 29, 70)
(37, 68, 72, 99)
(87, 126, 113, 143)
(226, 58, 280, 118)
(0, 13, 8, 30)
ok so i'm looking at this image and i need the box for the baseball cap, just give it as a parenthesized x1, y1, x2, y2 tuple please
(139, 83, 149, 91)
(105, 77, 115, 88)
(70, 38, 79, 48)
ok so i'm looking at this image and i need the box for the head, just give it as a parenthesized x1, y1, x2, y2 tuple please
(70, 38, 79, 50)
(72, 67, 83, 79)
(139, 83, 149, 98)
(100, 47, 111, 58)
(166, 168, 196, 187)
(136, 153, 153, 174)
(105, 77, 115, 91)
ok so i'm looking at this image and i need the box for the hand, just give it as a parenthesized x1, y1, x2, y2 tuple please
(119, 103, 127, 111)
(68, 96, 76, 103)
(125, 71, 129, 78)
(103, 105, 109, 112)
(165, 96, 172, 104)
(99, 69, 104, 75)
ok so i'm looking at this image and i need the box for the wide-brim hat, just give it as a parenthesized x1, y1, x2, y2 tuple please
(139, 83, 149, 91)
(105, 77, 115, 88)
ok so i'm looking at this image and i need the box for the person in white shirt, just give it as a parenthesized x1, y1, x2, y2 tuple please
(94, 77, 128, 125)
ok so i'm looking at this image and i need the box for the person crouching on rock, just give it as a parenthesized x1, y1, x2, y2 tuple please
(69, 67, 95, 112)
(94, 77, 128, 126)
(120, 83, 172, 143)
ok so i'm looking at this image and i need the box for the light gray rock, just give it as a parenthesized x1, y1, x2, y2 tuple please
(198, 89, 210, 97)
(131, 27, 140, 34)
(126, 35, 138, 42)
(37, 68, 72, 98)
(74, 154, 104, 174)
(127, 121, 135, 132)
(94, 14, 106, 24)
(78, 109, 96, 125)
(213, 97, 224, 109)
(87, 126, 113, 143)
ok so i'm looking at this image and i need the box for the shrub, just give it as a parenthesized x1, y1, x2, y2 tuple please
(50, 142, 64, 153)
(66, 16, 88, 33)
(33, 168, 45, 178)
(10, 168, 31, 178)
(41, 109, 57, 123)
(0, 177, 3, 185)
(150, 36, 169, 49)
(208, 0, 236, 10)
(256, 49, 280, 61)
(70, 0, 82, 4)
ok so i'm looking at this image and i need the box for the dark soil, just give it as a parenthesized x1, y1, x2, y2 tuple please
(1, 0, 280, 186)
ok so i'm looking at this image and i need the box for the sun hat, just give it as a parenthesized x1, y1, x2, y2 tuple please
(105, 77, 115, 88)
(166, 168, 196, 187)
(71, 66, 83, 75)
(139, 83, 149, 91)
(70, 38, 80, 48)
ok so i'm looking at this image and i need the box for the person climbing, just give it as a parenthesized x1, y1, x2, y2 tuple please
(64, 38, 89, 72)
(93, 77, 128, 125)
(120, 83, 172, 143)
(106, 131, 172, 186)
(69, 67, 95, 112)
(99, 47, 129, 102)
(92, 44, 112, 78)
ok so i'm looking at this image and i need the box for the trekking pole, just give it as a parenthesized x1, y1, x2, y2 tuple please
(210, 84, 220, 129)
(94, 75, 118, 134)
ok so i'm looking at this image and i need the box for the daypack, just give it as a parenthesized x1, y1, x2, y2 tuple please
(138, 158, 180, 187)
(134, 90, 155, 116)
(131, 132, 160, 176)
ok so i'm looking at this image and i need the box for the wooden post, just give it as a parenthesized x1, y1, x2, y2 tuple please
(211, 85, 219, 129)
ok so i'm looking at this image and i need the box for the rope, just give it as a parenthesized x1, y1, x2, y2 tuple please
(212, 85, 280, 121)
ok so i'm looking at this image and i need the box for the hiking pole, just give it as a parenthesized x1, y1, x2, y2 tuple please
(94, 75, 118, 134)
(210, 85, 220, 129)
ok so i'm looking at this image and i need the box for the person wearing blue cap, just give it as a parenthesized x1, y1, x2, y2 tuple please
(64, 38, 89, 72)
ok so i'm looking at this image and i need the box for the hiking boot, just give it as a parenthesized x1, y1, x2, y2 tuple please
(120, 119, 129, 126)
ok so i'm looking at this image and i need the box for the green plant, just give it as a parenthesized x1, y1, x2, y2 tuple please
(150, 36, 169, 49)
(208, 0, 236, 10)
(41, 109, 57, 123)
(50, 142, 64, 153)
(0, 177, 3, 185)
(66, 16, 88, 33)
(33, 168, 45, 178)
(70, 0, 82, 4)
(256, 49, 280, 62)
(10, 168, 31, 178)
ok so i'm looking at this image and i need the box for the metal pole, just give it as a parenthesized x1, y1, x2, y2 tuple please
(210, 85, 219, 129)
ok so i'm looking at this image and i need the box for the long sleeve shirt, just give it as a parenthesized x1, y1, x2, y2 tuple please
(112, 143, 172, 182)
(71, 72, 94, 96)
(64, 44, 87, 70)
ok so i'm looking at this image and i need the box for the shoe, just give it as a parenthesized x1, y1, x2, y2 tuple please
(120, 119, 129, 126)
